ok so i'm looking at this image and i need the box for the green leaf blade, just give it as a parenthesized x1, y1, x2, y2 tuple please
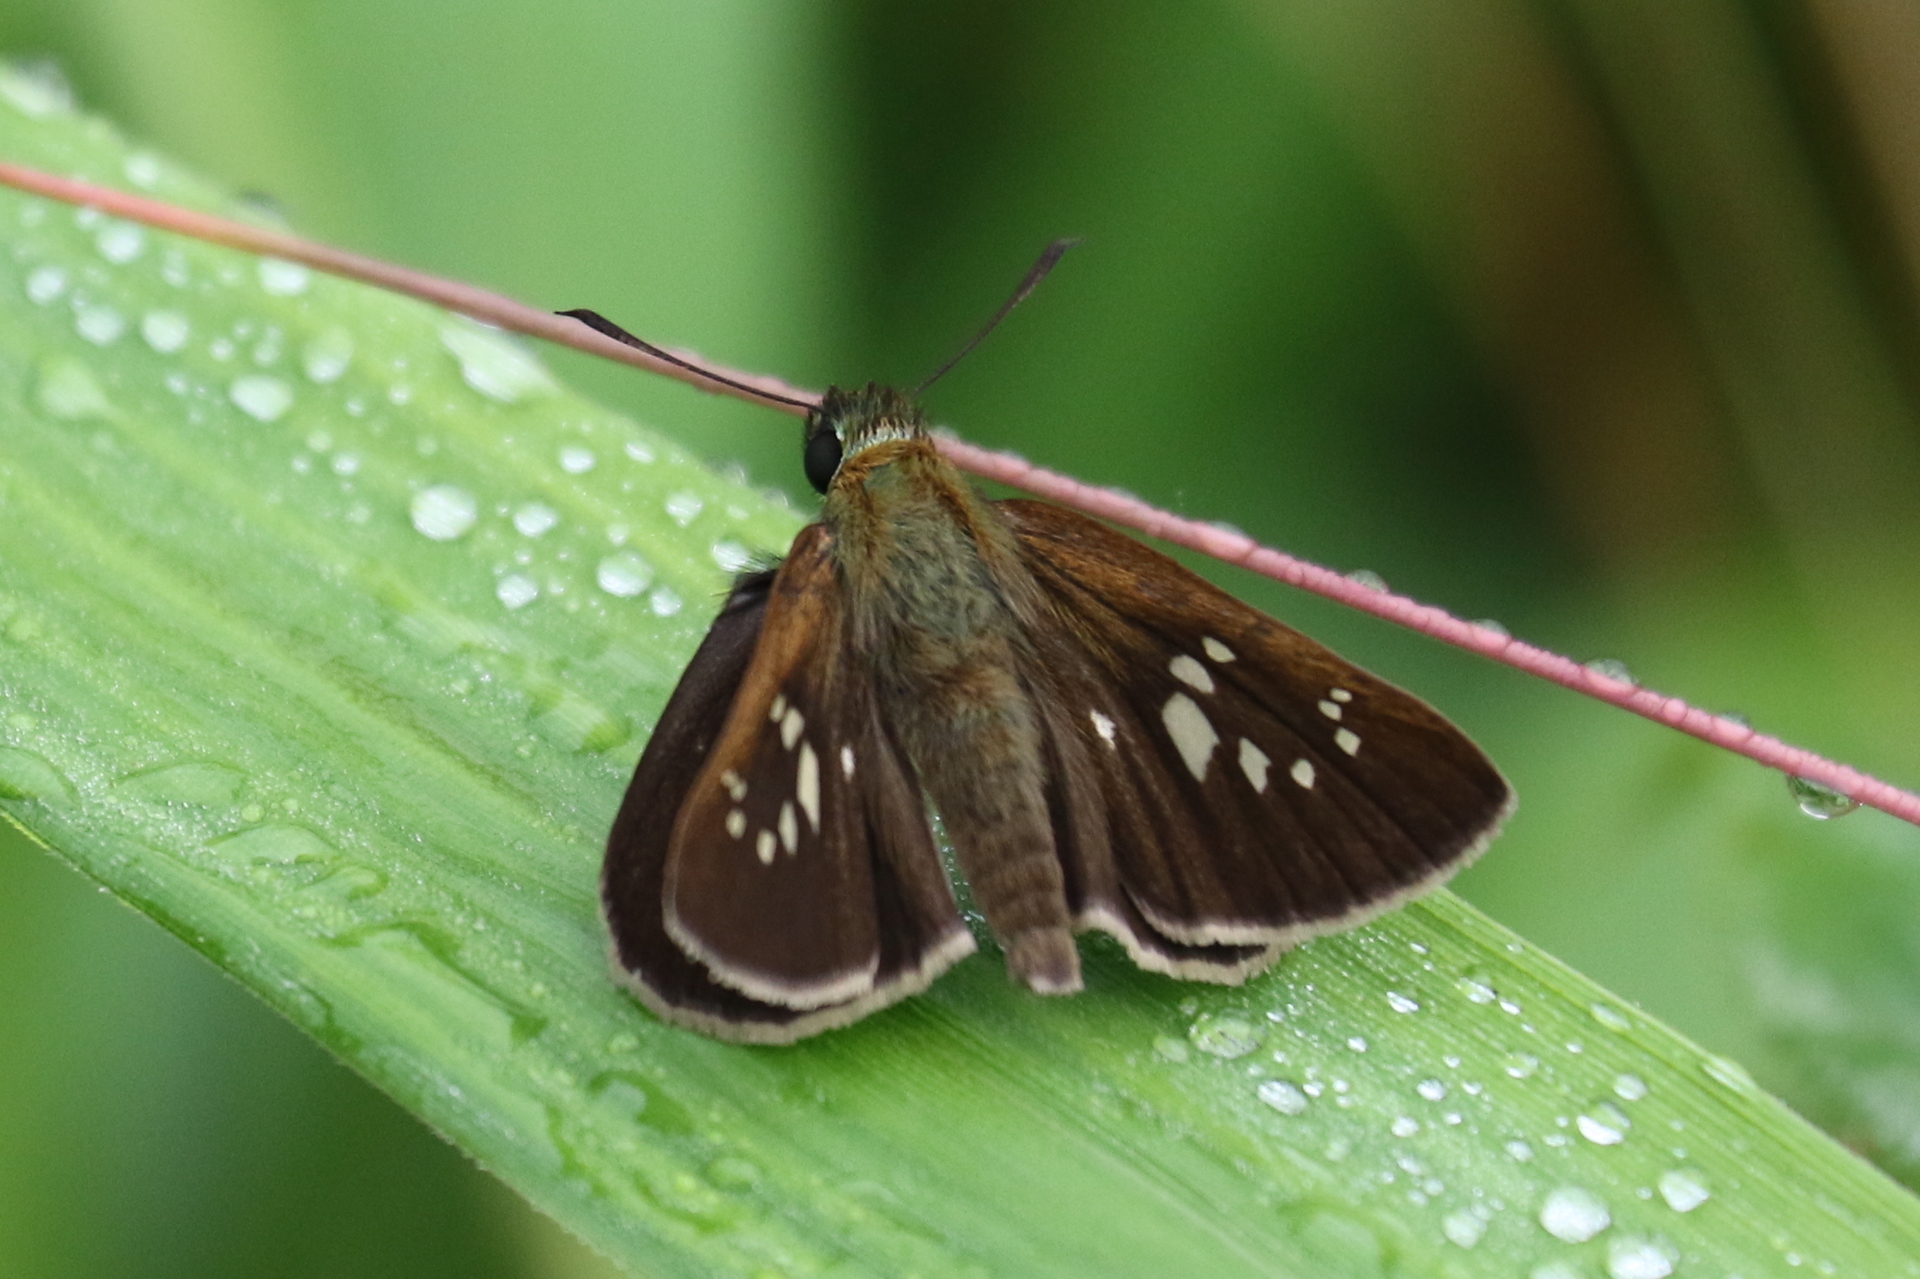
(4, 81, 1920, 1277)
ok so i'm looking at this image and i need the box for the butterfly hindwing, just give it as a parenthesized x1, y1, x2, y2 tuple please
(1000, 499, 1514, 976)
(603, 524, 973, 1043)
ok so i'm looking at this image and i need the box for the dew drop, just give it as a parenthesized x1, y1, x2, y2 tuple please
(1657, 1168, 1710, 1213)
(1502, 1053, 1540, 1079)
(1787, 775, 1857, 820)
(1151, 1035, 1190, 1063)
(440, 324, 556, 403)
(531, 690, 629, 753)
(0, 62, 75, 117)
(257, 258, 311, 296)
(1505, 1139, 1534, 1162)
(1607, 1235, 1677, 1279)
(1346, 568, 1388, 591)
(513, 502, 560, 537)
(705, 1155, 761, 1191)
(331, 452, 360, 476)
(649, 586, 683, 617)
(624, 440, 655, 463)
(1472, 618, 1510, 639)
(115, 761, 244, 806)
(1613, 1073, 1648, 1101)
(1389, 1115, 1420, 1138)
(34, 357, 113, 420)
(24, 264, 67, 304)
(1701, 1053, 1757, 1094)
(1456, 972, 1497, 1004)
(1577, 1102, 1631, 1146)
(1346, 1036, 1367, 1052)
(302, 327, 354, 383)
(1416, 1079, 1447, 1101)
(711, 540, 751, 573)
(559, 445, 596, 474)
(1189, 1013, 1262, 1058)
(1538, 1186, 1610, 1242)
(1590, 1002, 1633, 1032)
(0, 745, 76, 804)
(410, 485, 478, 540)
(124, 153, 162, 187)
(229, 374, 294, 422)
(664, 491, 704, 526)
(492, 573, 538, 610)
(1530, 1265, 1582, 1279)
(205, 823, 334, 869)
(1386, 990, 1420, 1014)
(596, 552, 656, 598)
(1442, 1209, 1486, 1249)
(95, 220, 145, 263)
(75, 304, 127, 345)
(1585, 657, 1634, 683)
(1257, 1079, 1309, 1115)
(141, 310, 189, 353)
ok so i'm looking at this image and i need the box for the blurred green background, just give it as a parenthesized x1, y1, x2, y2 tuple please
(5, 0, 1920, 1274)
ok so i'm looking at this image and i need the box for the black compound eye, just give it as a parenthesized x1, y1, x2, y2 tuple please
(802, 428, 843, 494)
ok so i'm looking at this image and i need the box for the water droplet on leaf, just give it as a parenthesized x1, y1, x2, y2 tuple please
(229, 374, 294, 422)
(440, 324, 556, 403)
(141, 310, 189, 352)
(410, 484, 478, 540)
(258, 258, 310, 296)
(1257, 1079, 1308, 1115)
(1657, 1168, 1710, 1213)
(496, 574, 538, 610)
(596, 552, 656, 598)
(1188, 1013, 1262, 1058)
(1538, 1186, 1610, 1242)
(513, 502, 559, 537)
(1606, 1234, 1677, 1278)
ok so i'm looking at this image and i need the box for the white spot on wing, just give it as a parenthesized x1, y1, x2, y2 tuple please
(1329, 687, 1353, 703)
(769, 693, 787, 721)
(1336, 727, 1361, 756)
(756, 829, 776, 864)
(1203, 636, 1235, 663)
(725, 809, 746, 838)
(840, 744, 856, 778)
(779, 801, 798, 854)
(720, 769, 747, 801)
(797, 742, 820, 830)
(1318, 699, 1343, 721)
(1239, 739, 1271, 792)
(1291, 758, 1316, 789)
(780, 705, 805, 750)
(1161, 693, 1218, 781)
(1169, 654, 1214, 694)
(1090, 709, 1117, 746)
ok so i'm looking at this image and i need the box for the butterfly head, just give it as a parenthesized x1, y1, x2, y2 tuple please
(802, 383, 926, 494)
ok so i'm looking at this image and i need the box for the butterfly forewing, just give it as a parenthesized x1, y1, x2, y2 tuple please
(601, 567, 805, 1038)
(1001, 500, 1513, 963)
(606, 524, 974, 1042)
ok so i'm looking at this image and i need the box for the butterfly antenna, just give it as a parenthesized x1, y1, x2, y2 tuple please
(557, 309, 816, 411)
(912, 238, 1079, 396)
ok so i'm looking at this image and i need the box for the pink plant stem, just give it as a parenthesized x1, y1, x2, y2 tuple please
(4, 162, 1916, 826)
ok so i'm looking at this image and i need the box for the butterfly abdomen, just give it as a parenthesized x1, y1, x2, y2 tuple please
(827, 440, 1083, 994)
